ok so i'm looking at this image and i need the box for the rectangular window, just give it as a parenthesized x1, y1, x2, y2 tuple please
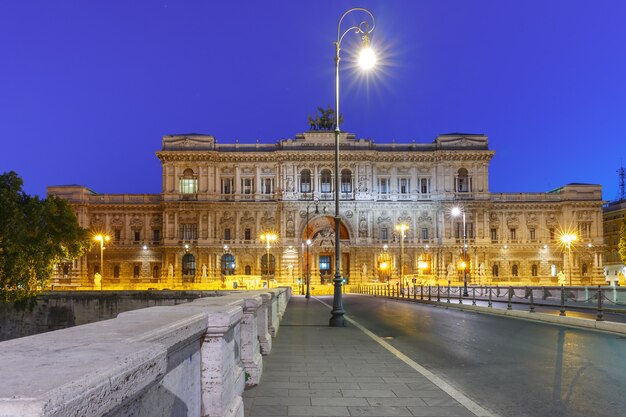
(549, 228, 555, 241)
(241, 178, 254, 194)
(468, 223, 474, 239)
(224, 228, 231, 241)
(221, 178, 234, 194)
(114, 229, 121, 242)
(179, 224, 198, 240)
(134, 230, 141, 242)
(380, 227, 388, 241)
(421, 228, 429, 240)
(579, 223, 590, 239)
(262, 178, 274, 194)
(420, 178, 430, 194)
(113, 265, 120, 278)
(510, 228, 517, 241)
(377, 178, 390, 194)
(455, 223, 461, 239)
(398, 178, 410, 194)
(529, 228, 536, 241)
(180, 178, 198, 194)
(245, 228, 251, 241)
(319, 256, 331, 271)
(152, 229, 161, 242)
(491, 228, 498, 242)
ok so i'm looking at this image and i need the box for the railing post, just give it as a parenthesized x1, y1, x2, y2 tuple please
(488, 287, 493, 308)
(559, 285, 566, 316)
(428, 285, 432, 301)
(420, 284, 424, 301)
(597, 286, 604, 321)
(458, 286, 463, 304)
(529, 287, 535, 313)
(437, 284, 441, 302)
(447, 283, 451, 303)
(472, 287, 476, 306)
(507, 286, 513, 310)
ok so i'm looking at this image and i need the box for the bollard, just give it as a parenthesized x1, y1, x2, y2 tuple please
(596, 286, 604, 321)
(488, 287, 493, 307)
(437, 284, 441, 302)
(472, 287, 476, 306)
(507, 287, 513, 310)
(529, 287, 535, 313)
(559, 286, 566, 316)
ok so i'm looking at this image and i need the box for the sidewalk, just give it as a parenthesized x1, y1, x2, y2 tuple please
(243, 296, 480, 417)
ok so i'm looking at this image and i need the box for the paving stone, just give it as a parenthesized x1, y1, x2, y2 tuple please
(366, 397, 429, 407)
(310, 397, 369, 406)
(287, 405, 350, 416)
(253, 397, 312, 406)
(309, 382, 360, 390)
(288, 389, 344, 397)
(247, 404, 288, 416)
(341, 389, 398, 398)
(407, 405, 475, 416)
(347, 405, 413, 416)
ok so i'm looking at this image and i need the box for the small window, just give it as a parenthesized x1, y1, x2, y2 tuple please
(398, 177, 410, 194)
(378, 178, 390, 194)
(531, 264, 538, 277)
(241, 178, 254, 194)
(262, 178, 274, 194)
(380, 227, 388, 241)
(180, 169, 198, 194)
(457, 168, 469, 192)
(512, 264, 518, 277)
(114, 265, 120, 278)
(245, 265, 251, 275)
(421, 228, 429, 240)
(224, 228, 231, 241)
(320, 169, 332, 193)
(300, 169, 311, 193)
(510, 228, 517, 241)
(492, 264, 499, 277)
(529, 228, 536, 241)
(152, 265, 160, 278)
(134, 230, 141, 242)
(152, 229, 161, 242)
(319, 255, 331, 271)
(221, 178, 234, 194)
(490, 228, 498, 242)
(114, 229, 121, 242)
(133, 265, 140, 278)
(341, 169, 352, 193)
(420, 178, 430, 194)
(245, 228, 251, 241)
(179, 224, 198, 240)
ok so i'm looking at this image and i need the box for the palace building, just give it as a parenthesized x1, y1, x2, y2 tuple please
(48, 131, 606, 290)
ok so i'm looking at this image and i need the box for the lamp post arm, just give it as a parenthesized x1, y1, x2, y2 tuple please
(336, 8, 375, 48)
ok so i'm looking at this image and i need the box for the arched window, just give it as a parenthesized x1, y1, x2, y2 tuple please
(245, 265, 251, 275)
(221, 254, 235, 275)
(341, 169, 352, 193)
(261, 254, 276, 275)
(320, 169, 332, 193)
(180, 168, 198, 194)
(531, 264, 538, 277)
(456, 168, 470, 192)
(492, 264, 499, 277)
(182, 253, 196, 276)
(300, 169, 311, 193)
(133, 265, 140, 278)
(512, 264, 518, 277)
(152, 265, 160, 279)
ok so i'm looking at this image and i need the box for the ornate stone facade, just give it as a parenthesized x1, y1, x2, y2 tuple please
(48, 131, 605, 289)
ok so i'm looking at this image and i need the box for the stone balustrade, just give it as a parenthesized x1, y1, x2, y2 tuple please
(0, 287, 291, 417)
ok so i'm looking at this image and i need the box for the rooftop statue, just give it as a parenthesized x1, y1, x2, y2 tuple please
(308, 105, 343, 131)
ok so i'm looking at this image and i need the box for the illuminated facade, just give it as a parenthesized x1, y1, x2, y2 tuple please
(603, 198, 626, 284)
(48, 131, 606, 289)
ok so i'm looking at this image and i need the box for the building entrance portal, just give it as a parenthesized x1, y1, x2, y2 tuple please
(301, 215, 350, 283)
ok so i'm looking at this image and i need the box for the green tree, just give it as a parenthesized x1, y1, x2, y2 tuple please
(619, 220, 626, 264)
(0, 171, 90, 303)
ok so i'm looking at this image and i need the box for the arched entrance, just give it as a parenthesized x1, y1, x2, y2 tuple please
(301, 215, 351, 283)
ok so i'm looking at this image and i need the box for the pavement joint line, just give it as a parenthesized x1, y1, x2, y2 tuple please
(314, 297, 499, 417)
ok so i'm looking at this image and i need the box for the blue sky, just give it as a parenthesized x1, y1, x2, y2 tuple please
(1, 0, 625, 199)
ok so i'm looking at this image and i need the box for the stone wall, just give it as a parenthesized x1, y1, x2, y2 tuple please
(0, 291, 220, 342)
(0, 287, 291, 417)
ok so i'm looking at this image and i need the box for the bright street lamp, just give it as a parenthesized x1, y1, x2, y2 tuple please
(94, 233, 110, 290)
(560, 233, 577, 285)
(331, 7, 376, 327)
(260, 232, 278, 288)
(451, 207, 469, 296)
(395, 223, 409, 294)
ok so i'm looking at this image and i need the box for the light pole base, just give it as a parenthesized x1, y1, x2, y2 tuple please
(329, 313, 346, 327)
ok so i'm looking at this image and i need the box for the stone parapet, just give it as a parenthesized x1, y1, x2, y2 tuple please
(0, 287, 291, 417)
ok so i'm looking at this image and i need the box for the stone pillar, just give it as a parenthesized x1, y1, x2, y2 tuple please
(240, 296, 263, 386)
(257, 292, 272, 355)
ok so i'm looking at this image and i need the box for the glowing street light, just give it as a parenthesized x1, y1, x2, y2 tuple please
(395, 223, 409, 294)
(451, 206, 469, 296)
(331, 7, 376, 327)
(560, 233, 577, 285)
(93, 233, 110, 290)
(260, 232, 278, 288)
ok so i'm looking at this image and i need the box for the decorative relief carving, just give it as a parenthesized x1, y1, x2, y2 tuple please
(506, 214, 519, 227)
(129, 215, 144, 230)
(526, 213, 538, 226)
(220, 212, 234, 225)
(286, 212, 295, 238)
(110, 214, 124, 228)
(90, 214, 104, 229)
(261, 211, 275, 229)
(240, 211, 255, 225)
(359, 212, 368, 238)
(418, 211, 432, 225)
(345, 210, 353, 219)
(150, 215, 162, 227)
(577, 210, 592, 222)
(377, 215, 392, 225)
(545, 213, 559, 226)
(221, 167, 234, 174)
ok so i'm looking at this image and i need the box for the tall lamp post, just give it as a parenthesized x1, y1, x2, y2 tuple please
(260, 232, 277, 288)
(94, 233, 110, 290)
(304, 193, 319, 299)
(330, 7, 376, 327)
(451, 207, 469, 296)
(395, 223, 409, 294)
(560, 233, 577, 286)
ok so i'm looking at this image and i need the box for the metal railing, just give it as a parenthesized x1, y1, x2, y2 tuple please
(355, 284, 626, 322)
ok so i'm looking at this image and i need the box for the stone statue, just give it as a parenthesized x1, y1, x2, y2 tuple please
(446, 263, 455, 278)
(202, 264, 207, 279)
(168, 263, 174, 278)
(361, 264, 367, 278)
(479, 262, 485, 277)
(557, 271, 566, 285)
(93, 272, 102, 289)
